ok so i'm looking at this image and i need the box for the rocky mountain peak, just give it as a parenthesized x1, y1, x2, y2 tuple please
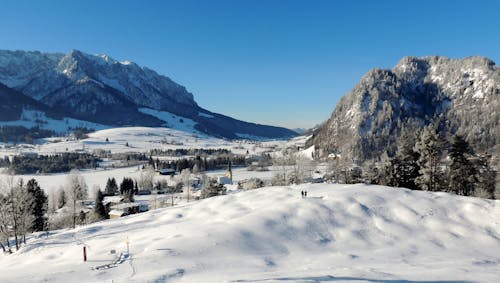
(308, 56, 499, 162)
(0, 49, 297, 139)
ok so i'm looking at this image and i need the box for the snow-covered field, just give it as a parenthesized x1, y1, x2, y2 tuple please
(0, 126, 303, 157)
(0, 126, 310, 193)
(0, 184, 498, 282)
(7, 165, 282, 195)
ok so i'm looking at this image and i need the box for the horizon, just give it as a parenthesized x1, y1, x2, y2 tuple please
(1, 0, 499, 129)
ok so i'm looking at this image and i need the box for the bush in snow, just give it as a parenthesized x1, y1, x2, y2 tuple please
(200, 178, 226, 199)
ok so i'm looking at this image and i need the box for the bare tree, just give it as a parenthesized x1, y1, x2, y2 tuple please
(272, 148, 294, 185)
(65, 170, 88, 229)
(292, 155, 314, 184)
(0, 191, 12, 253)
(0, 176, 33, 251)
(138, 167, 155, 192)
(55, 186, 66, 209)
(181, 168, 191, 202)
(192, 163, 200, 174)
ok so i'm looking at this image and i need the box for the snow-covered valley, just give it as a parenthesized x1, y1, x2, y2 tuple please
(0, 184, 498, 282)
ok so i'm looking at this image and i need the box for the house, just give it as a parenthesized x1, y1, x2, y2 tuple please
(109, 209, 127, 219)
(109, 202, 149, 219)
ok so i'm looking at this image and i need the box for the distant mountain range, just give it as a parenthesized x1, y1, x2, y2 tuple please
(0, 49, 297, 139)
(308, 56, 499, 162)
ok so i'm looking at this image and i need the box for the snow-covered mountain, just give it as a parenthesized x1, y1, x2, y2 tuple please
(308, 56, 499, 161)
(0, 184, 498, 282)
(0, 49, 296, 139)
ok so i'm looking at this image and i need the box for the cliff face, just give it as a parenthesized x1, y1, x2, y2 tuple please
(309, 56, 499, 161)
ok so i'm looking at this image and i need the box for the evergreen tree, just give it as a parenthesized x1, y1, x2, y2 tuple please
(474, 154, 496, 199)
(94, 190, 107, 220)
(26, 179, 48, 232)
(104, 177, 118, 196)
(448, 135, 476, 196)
(346, 166, 363, 184)
(120, 178, 135, 202)
(387, 134, 421, 190)
(414, 125, 443, 191)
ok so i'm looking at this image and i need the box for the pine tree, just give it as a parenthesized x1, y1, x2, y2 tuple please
(120, 178, 135, 202)
(104, 177, 118, 196)
(26, 179, 48, 232)
(448, 135, 476, 196)
(387, 133, 421, 190)
(414, 125, 443, 191)
(94, 190, 107, 220)
(474, 154, 496, 199)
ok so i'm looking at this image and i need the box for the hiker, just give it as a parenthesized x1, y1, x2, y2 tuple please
(304, 191, 308, 198)
(301, 190, 304, 198)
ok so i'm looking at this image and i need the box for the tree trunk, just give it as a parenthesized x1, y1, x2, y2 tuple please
(14, 233, 19, 251)
(73, 199, 76, 229)
(6, 237, 12, 253)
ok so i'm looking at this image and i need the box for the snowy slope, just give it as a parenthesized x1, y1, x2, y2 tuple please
(0, 109, 109, 133)
(26, 126, 259, 155)
(138, 108, 201, 134)
(0, 184, 498, 282)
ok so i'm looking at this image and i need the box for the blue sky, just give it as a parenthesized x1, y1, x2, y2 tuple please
(1, 0, 499, 129)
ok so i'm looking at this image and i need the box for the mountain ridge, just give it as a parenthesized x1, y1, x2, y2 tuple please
(0, 49, 297, 139)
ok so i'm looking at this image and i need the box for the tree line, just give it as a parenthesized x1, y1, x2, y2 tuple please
(151, 154, 247, 173)
(0, 126, 55, 144)
(329, 124, 496, 199)
(149, 148, 231, 157)
(5, 153, 101, 174)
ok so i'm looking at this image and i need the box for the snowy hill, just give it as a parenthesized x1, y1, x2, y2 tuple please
(0, 49, 297, 139)
(0, 184, 498, 282)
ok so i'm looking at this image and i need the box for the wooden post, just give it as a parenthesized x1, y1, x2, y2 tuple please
(83, 246, 87, 262)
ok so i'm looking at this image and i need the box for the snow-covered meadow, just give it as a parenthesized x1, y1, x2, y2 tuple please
(8, 165, 281, 195)
(0, 126, 309, 193)
(0, 184, 498, 282)
(0, 126, 304, 158)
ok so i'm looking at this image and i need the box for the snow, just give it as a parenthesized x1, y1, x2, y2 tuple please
(98, 74, 126, 93)
(6, 165, 282, 195)
(0, 184, 498, 282)
(0, 109, 109, 133)
(473, 90, 485, 99)
(0, 126, 290, 160)
(297, 145, 315, 160)
(138, 108, 201, 134)
(198, 112, 214, 119)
